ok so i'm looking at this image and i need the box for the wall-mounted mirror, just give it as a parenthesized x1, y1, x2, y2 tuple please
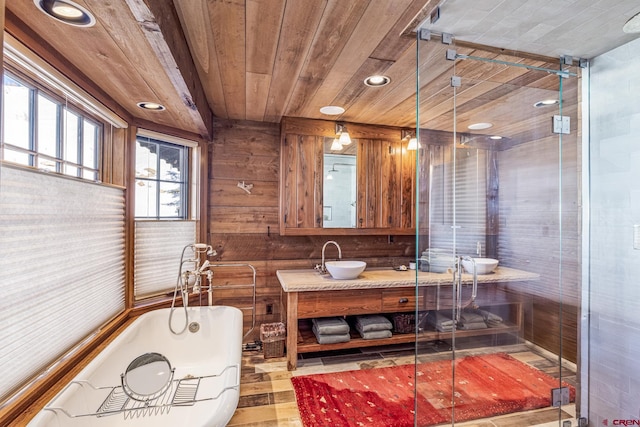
(280, 118, 416, 235)
(323, 137, 356, 228)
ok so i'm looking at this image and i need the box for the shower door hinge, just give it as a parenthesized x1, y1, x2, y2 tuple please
(561, 55, 573, 66)
(450, 76, 461, 87)
(552, 115, 570, 134)
(446, 49, 457, 61)
(551, 386, 570, 407)
(419, 28, 431, 41)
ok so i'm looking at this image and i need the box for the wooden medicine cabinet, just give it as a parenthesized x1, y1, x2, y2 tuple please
(279, 117, 416, 236)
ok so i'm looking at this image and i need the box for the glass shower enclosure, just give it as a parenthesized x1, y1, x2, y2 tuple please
(414, 32, 580, 426)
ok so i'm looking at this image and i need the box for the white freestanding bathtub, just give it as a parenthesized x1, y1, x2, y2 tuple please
(28, 306, 243, 427)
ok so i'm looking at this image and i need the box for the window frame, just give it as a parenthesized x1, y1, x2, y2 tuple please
(1, 67, 102, 182)
(134, 135, 190, 220)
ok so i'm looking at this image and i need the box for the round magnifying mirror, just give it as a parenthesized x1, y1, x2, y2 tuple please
(121, 352, 173, 401)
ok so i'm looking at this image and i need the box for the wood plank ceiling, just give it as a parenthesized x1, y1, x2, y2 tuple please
(5, 1, 638, 141)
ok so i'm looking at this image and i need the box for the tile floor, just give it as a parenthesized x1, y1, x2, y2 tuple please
(228, 338, 578, 427)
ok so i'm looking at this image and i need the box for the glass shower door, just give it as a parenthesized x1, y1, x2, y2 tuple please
(415, 33, 580, 426)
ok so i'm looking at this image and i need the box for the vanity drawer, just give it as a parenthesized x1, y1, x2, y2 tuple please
(381, 289, 421, 312)
(297, 289, 383, 318)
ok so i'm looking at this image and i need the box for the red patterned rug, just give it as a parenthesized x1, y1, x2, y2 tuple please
(291, 353, 575, 426)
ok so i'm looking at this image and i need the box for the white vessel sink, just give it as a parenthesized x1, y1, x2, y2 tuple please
(325, 260, 367, 280)
(462, 258, 499, 275)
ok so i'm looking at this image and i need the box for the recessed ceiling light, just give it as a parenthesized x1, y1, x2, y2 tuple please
(489, 135, 503, 140)
(468, 122, 493, 130)
(623, 11, 640, 33)
(137, 102, 166, 111)
(364, 75, 391, 87)
(320, 105, 345, 115)
(34, 0, 96, 27)
(534, 99, 559, 108)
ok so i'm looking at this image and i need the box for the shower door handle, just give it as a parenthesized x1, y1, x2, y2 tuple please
(454, 256, 462, 323)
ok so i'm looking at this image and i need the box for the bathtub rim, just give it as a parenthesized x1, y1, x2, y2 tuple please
(12, 305, 243, 427)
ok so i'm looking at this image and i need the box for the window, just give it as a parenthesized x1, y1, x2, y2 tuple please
(0, 35, 127, 409)
(134, 133, 196, 299)
(1, 71, 101, 181)
(135, 135, 189, 219)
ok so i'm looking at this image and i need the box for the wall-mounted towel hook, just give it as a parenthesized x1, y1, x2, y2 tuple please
(237, 181, 253, 194)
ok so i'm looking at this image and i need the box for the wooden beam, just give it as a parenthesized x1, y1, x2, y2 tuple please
(125, 125, 137, 309)
(124, 0, 214, 140)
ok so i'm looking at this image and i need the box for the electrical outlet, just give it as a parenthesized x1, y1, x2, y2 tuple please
(551, 387, 570, 407)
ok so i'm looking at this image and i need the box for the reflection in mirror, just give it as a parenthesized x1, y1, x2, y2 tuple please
(323, 137, 357, 228)
(121, 352, 174, 401)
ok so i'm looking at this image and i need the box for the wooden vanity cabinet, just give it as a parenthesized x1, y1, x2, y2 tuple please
(279, 117, 416, 235)
(284, 284, 522, 370)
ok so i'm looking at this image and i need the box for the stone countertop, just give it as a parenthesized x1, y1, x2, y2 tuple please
(277, 266, 539, 292)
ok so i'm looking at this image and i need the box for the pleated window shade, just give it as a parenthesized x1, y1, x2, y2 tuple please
(0, 166, 125, 404)
(134, 220, 196, 299)
(428, 147, 488, 254)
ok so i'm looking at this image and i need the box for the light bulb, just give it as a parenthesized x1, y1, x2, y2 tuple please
(52, 3, 84, 19)
(339, 131, 352, 145)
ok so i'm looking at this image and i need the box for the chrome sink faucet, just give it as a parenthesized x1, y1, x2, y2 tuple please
(319, 240, 342, 273)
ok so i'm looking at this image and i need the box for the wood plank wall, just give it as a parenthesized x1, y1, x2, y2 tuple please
(209, 116, 580, 363)
(497, 77, 581, 363)
(207, 119, 415, 338)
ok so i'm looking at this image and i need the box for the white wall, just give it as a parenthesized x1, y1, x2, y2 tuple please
(587, 37, 640, 424)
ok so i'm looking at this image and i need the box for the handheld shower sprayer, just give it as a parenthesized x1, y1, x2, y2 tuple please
(192, 243, 217, 257)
